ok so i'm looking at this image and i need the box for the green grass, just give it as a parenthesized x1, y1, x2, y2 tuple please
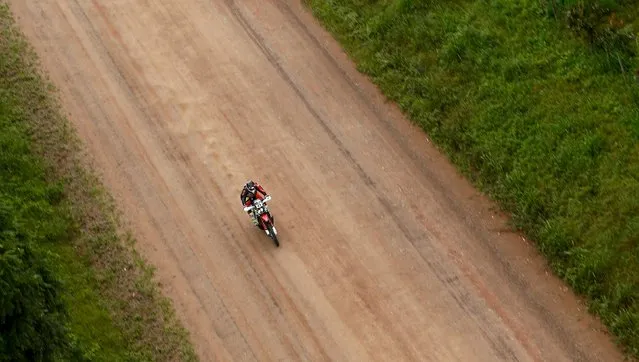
(0, 2, 197, 361)
(48, 245, 131, 360)
(304, 0, 639, 357)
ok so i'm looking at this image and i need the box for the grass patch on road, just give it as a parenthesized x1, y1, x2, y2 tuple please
(0, 3, 197, 361)
(305, 0, 639, 357)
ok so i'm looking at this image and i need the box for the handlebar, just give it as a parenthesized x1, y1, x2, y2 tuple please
(243, 195, 271, 212)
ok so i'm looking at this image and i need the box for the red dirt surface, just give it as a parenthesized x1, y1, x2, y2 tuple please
(9, 0, 625, 360)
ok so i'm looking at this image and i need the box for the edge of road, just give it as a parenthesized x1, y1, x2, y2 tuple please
(284, 0, 631, 360)
(0, 2, 199, 360)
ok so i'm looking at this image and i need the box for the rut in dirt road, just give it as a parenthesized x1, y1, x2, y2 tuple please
(8, 0, 625, 361)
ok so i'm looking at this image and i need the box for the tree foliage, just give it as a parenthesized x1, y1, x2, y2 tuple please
(0, 104, 78, 360)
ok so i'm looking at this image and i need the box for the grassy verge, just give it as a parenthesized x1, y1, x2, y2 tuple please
(0, 3, 197, 361)
(304, 0, 639, 357)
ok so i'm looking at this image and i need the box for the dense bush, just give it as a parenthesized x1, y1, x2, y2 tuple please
(306, 0, 639, 356)
(543, 0, 638, 72)
(0, 241, 70, 361)
(0, 93, 79, 360)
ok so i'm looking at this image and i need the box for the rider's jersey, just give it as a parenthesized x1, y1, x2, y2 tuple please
(241, 183, 267, 206)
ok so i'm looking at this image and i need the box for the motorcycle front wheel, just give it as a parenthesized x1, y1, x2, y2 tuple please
(267, 224, 279, 247)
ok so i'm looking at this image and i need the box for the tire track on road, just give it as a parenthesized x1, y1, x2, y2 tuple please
(272, 2, 594, 361)
(222, 1, 526, 361)
(11, 0, 624, 360)
(73, 1, 336, 359)
(65, 1, 260, 359)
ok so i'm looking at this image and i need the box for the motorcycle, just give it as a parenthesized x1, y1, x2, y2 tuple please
(244, 195, 279, 247)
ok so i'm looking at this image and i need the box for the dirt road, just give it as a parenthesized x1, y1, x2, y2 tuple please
(9, 0, 625, 361)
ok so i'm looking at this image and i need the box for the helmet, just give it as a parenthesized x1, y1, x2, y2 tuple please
(245, 180, 256, 193)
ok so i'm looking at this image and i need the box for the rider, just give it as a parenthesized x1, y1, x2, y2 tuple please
(240, 180, 270, 226)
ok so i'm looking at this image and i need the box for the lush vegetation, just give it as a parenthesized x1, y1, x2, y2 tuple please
(0, 3, 197, 361)
(305, 0, 639, 357)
